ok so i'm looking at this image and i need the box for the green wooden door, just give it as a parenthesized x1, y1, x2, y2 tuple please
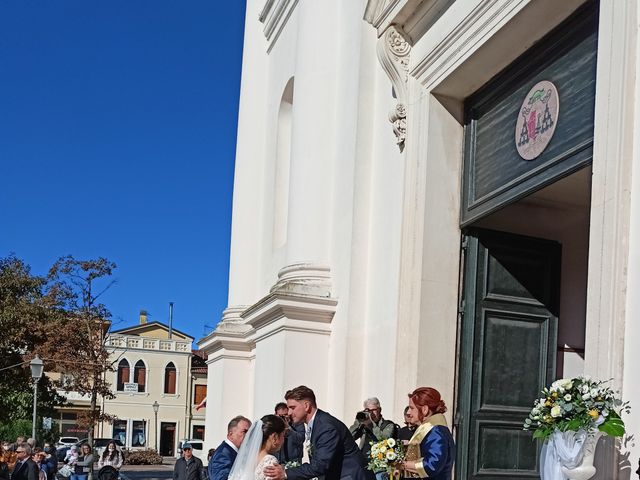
(455, 229, 560, 479)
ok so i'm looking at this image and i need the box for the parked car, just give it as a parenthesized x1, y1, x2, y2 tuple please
(176, 439, 207, 463)
(55, 436, 80, 448)
(92, 438, 125, 459)
(56, 438, 125, 462)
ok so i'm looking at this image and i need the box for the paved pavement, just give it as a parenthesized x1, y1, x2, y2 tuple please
(118, 458, 176, 480)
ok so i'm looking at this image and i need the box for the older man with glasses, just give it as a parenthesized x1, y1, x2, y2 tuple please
(11, 443, 38, 480)
(349, 398, 398, 480)
(173, 443, 204, 480)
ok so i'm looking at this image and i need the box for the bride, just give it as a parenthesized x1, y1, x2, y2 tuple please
(228, 414, 287, 480)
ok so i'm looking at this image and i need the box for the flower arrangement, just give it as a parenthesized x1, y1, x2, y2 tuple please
(284, 461, 301, 469)
(367, 438, 405, 474)
(523, 376, 630, 440)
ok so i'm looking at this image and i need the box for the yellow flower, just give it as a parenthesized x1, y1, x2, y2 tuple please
(588, 409, 599, 419)
(552, 392, 558, 398)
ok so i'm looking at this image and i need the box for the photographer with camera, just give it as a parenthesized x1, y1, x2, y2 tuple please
(349, 397, 397, 479)
(274, 402, 305, 465)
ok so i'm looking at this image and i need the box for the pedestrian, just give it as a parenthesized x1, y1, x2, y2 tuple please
(10, 443, 39, 480)
(71, 444, 94, 480)
(173, 443, 205, 480)
(0, 443, 10, 480)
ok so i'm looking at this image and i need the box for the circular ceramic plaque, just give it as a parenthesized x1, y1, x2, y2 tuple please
(515, 80, 559, 160)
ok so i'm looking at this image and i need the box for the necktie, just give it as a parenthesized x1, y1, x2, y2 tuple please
(302, 424, 311, 463)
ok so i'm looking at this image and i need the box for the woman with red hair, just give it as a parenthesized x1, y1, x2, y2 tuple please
(401, 387, 455, 480)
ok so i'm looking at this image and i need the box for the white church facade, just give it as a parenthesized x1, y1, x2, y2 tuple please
(199, 0, 640, 478)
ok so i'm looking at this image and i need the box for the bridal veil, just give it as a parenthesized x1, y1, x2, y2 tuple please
(228, 419, 264, 480)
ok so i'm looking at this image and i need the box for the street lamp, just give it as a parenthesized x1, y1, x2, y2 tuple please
(30, 355, 44, 442)
(152, 401, 159, 452)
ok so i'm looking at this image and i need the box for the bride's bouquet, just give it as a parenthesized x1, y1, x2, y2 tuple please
(367, 438, 405, 474)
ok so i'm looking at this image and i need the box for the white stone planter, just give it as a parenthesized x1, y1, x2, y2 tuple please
(541, 430, 603, 480)
(560, 431, 601, 480)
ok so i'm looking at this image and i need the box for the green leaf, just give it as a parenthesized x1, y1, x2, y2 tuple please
(599, 417, 625, 437)
(533, 430, 549, 440)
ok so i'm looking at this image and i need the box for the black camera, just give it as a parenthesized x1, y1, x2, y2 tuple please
(355, 410, 370, 422)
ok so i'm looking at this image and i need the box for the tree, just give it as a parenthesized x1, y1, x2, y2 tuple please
(0, 256, 66, 430)
(42, 256, 118, 444)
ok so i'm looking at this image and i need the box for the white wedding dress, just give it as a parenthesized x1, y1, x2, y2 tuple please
(254, 454, 279, 480)
(229, 420, 281, 480)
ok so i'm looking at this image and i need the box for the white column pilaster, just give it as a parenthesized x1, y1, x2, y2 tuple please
(285, 0, 339, 267)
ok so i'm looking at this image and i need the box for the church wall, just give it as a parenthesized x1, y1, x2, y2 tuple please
(206, 0, 640, 474)
(258, 7, 298, 295)
(226, 0, 272, 308)
(324, 1, 407, 421)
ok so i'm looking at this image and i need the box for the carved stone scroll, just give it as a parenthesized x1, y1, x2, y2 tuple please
(377, 25, 411, 151)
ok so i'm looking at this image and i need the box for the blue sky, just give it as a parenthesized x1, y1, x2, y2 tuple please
(0, 1, 246, 342)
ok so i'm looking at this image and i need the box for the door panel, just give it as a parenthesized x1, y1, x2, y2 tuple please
(456, 229, 560, 480)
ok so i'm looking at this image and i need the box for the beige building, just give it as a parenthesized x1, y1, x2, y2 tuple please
(56, 312, 207, 456)
(200, 0, 640, 478)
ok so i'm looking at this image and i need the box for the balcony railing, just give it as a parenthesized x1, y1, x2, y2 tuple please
(106, 335, 191, 352)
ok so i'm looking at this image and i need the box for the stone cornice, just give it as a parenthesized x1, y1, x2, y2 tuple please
(201, 329, 255, 362)
(259, 0, 299, 52)
(365, 0, 404, 30)
(409, 0, 519, 88)
(198, 305, 254, 357)
(243, 292, 337, 331)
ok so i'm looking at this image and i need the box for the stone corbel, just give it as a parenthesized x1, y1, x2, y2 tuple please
(377, 25, 411, 151)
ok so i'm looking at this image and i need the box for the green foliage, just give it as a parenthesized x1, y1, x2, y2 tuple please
(124, 449, 163, 465)
(0, 256, 67, 426)
(598, 411, 625, 437)
(0, 419, 32, 442)
(0, 254, 118, 444)
(523, 376, 631, 440)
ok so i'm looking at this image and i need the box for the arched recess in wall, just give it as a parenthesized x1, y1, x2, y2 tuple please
(273, 77, 294, 249)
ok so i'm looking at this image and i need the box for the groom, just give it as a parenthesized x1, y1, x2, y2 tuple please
(264, 386, 372, 480)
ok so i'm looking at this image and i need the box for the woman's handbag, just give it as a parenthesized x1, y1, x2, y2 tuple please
(58, 464, 73, 478)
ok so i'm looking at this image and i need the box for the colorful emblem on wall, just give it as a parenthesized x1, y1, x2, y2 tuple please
(515, 80, 559, 160)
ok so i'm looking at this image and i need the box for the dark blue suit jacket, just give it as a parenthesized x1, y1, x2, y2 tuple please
(208, 440, 237, 480)
(276, 422, 305, 464)
(286, 409, 372, 480)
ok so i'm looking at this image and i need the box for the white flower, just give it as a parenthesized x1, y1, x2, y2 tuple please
(581, 385, 589, 394)
(538, 399, 546, 409)
(386, 451, 397, 461)
(550, 405, 563, 418)
(386, 438, 396, 448)
(564, 394, 572, 402)
(583, 392, 591, 400)
(590, 389, 599, 398)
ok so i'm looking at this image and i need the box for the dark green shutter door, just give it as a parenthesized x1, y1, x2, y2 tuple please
(456, 229, 559, 479)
